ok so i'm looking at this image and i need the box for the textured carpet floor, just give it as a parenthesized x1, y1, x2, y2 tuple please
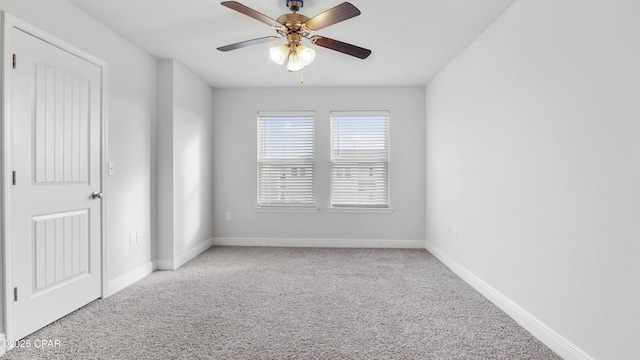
(3, 247, 559, 359)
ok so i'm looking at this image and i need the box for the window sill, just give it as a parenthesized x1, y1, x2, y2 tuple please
(255, 206, 319, 213)
(328, 207, 394, 214)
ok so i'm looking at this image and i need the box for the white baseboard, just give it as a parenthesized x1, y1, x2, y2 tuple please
(157, 238, 215, 271)
(0, 333, 6, 356)
(213, 237, 425, 249)
(106, 261, 156, 297)
(155, 258, 174, 271)
(424, 241, 593, 360)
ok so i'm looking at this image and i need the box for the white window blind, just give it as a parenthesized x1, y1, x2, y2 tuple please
(257, 111, 315, 207)
(331, 111, 390, 208)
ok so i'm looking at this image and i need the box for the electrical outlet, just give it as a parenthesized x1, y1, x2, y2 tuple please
(129, 232, 141, 246)
(226, 212, 232, 221)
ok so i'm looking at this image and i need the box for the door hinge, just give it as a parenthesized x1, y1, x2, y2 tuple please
(12, 54, 16, 69)
(14, 287, 18, 302)
(12, 170, 16, 185)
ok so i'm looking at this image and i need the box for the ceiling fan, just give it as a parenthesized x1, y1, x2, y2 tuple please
(217, 0, 371, 72)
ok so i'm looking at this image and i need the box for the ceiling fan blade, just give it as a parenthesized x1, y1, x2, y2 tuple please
(221, 1, 282, 28)
(217, 36, 279, 52)
(304, 2, 361, 31)
(310, 36, 371, 59)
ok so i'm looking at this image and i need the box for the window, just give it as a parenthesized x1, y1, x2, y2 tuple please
(330, 111, 390, 208)
(257, 111, 315, 208)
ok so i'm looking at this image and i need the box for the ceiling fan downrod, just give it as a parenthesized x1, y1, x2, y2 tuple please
(287, 0, 303, 12)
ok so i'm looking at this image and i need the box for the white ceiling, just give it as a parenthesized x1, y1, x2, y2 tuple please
(68, 0, 517, 88)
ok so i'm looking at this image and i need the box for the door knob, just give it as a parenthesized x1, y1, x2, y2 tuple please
(91, 191, 103, 199)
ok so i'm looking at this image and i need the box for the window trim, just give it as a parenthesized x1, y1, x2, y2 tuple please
(327, 207, 393, 214)
(255, 206, 319, 213)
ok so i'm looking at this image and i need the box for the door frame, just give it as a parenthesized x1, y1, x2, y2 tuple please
(1, 12, 109, 342)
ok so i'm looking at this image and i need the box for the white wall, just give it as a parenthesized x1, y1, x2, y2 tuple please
(156, 60, 174, 262)
(0, 0, 156, 303)
(425, 0, 640, 359)
(212, 87, 425, 246)
(157, 59, 214, 268)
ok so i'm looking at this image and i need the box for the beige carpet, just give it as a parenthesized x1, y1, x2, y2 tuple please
(3, 247, 559, 359)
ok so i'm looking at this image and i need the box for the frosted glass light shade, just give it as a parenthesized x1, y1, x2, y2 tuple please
(269, 44, 289, 65)
(286, 53, 304, 72)
(297, 45, 316, 66)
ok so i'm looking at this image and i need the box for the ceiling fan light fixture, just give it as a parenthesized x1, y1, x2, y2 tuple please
(269, 44, 290, 65)
(286, 52, 304, 72)
(297, 44, 316, 66)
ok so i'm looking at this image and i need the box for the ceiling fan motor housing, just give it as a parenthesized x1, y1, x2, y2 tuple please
(287, 0, 303, 12)
(277, 13, 310, 33)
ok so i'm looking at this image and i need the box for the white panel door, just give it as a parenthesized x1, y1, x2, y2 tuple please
(10, 27, 103, 340)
